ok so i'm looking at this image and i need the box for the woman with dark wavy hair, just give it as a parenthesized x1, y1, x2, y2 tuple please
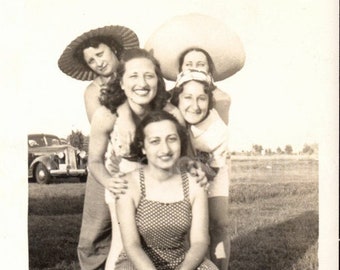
(99, 48, 170, 115)
(113, 110, 218, 270)
(59, 26, 140, 270)
(87, 48, 207, 269)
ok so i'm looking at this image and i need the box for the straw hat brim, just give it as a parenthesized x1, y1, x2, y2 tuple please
(145, 13, 246, 82)
(58, 25, 139, 81)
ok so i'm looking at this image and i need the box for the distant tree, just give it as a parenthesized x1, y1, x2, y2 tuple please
(302, 144, 313, 155)
(252, 144, 263, 155)
(302, 143, 318, 155)
(67, 130, 85, 150)
(285, 145, 293, 154)
(276, 147, 283, 154)
(265, 148, 273, 155)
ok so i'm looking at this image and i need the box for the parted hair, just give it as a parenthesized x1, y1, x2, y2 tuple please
(100, 48, 170, 114)
(170, 79, 214, 111)
(130, 110, 188, 162)
(178, 47, 216, 76)
(74, 36, 121, 68)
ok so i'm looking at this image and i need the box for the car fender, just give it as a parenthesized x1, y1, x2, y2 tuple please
(30, 155, 58, 173)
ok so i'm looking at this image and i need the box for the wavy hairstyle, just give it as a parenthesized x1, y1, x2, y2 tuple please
(178, 47, 216, 76)
(100, 48, 170, 114)
(170, 77, 214, 111)
(130, 110, 188, 163)
(74, 36, 121, 68)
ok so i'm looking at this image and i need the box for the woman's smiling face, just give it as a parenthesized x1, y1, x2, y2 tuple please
(120, 57, 158, 107)
(142, 120, 181, 170)
(178, 80, 210, 125)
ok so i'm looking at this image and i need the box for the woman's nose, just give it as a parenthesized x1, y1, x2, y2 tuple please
(191, 99, 200, 111)
(137, 77, 147, 87)
(159, 141, 170, 154)
(95, 58, 103, 67)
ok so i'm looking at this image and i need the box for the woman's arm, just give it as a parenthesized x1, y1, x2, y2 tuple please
(115, 100, 136, 156)
(116, 176, 157, 270)
(178, 177, 210, 270)
(84, 82, 101, 123)
(88, 106, 127, 195)
(163, 102, 186, 126)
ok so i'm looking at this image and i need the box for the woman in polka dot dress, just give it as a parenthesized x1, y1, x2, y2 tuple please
(114, 110, 218, 270)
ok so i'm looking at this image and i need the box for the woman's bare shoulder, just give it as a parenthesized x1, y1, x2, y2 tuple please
(91, 106, 117, 130)
(122, 168, 143, 202)
(84, 79, 101, 96)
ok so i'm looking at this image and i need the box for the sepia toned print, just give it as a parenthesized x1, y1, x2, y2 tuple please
(1, 0, 337, 269)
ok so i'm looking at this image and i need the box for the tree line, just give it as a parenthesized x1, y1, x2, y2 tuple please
(64, 130, 318, 156)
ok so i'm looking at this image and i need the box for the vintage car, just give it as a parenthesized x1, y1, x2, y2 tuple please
(28, 133, 88, 184)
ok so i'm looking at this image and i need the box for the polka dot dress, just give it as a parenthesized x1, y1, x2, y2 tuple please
(114, 168, 217, 270)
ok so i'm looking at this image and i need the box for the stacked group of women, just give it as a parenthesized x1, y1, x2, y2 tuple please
(58, 13, 245, 270)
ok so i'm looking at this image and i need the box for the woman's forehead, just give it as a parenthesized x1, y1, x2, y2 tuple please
(124, 57, 155, 71)
(144, 120, 177, 136)
(183, 50, 207, 61)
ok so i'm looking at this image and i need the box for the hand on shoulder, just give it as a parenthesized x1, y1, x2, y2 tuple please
(163, 102, 186, 126)
(186, 171, 208, 204)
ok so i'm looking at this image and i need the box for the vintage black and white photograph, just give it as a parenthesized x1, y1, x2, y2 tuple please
(0, 0, 338, 269)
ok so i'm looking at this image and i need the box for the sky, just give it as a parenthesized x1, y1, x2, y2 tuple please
(16, 0, 338, 152)
(0, 0, 338, 269)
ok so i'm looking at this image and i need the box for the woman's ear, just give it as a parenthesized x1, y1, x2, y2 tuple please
(142, 148, 146, 155)
(120, 81, 124, 91)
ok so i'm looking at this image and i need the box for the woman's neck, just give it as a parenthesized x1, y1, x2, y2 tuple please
(128, 101, 150, 119)
(98, 73, 115, 85)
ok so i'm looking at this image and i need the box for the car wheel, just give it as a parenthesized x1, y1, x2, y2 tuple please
(79, 175, 87, 183)
(35, 163, 52, 184)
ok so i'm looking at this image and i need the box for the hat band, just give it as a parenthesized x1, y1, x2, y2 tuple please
(175, 69, 213, 87)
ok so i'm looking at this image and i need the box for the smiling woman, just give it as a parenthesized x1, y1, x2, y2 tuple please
(85, 48, 190, 268)
(112, 110, 218, 270)
(120, 57, 158, 107)
(171, 69, 231, 269)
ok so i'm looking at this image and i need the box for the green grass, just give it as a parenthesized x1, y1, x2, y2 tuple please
(28, 156, 318, 270)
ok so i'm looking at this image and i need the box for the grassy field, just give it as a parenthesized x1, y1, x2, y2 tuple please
(28, 156, 318, 270)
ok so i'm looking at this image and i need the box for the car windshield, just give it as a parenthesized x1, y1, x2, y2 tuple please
(28, 135, 61, 147)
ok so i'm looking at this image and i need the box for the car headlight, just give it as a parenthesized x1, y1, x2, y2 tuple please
(78, 150, 87, 159)
(57, 152, 65, 159)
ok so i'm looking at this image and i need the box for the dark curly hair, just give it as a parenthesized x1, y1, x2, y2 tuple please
(99, 48, 170, 114)
(73, 36, 122, 68)
(130, 110, 188, 163)
(178, 47, 216, 76)
(170, 79, 214, 111)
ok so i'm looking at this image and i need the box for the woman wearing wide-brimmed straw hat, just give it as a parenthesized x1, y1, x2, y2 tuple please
(145, 13, 246, 270)
(58, 25, 140, 270)
(58, 25, 140, 122)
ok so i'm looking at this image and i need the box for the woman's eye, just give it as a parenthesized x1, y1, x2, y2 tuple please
(145, 74, 155, 79)
(149, 139, 159, 145)
(168, 136, 178, 142)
